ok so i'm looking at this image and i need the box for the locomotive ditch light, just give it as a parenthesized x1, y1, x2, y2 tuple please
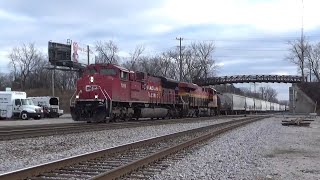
(76, 95, 79, 99)
(95, 95, 98, 99)
(90, 76, 94, 83)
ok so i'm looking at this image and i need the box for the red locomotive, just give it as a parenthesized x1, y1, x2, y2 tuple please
(70, 64, 218, 122)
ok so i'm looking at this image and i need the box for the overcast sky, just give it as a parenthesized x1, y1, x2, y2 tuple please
(1, 0, 320, 100)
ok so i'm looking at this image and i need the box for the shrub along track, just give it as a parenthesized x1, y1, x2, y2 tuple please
(0, 116, 268, 180)
(0, 115, 245, 141)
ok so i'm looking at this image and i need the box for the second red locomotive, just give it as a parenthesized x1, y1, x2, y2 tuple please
(70, 64, 218, 122)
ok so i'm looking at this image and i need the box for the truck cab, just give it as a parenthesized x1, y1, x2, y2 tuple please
(0, 91, 43, 120)
(30, 96, 64, 118)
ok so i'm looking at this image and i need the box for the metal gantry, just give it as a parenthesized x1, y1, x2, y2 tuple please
(195, 75, 304, 86)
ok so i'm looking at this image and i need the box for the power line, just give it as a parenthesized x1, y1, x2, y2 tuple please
(216, 48, 288, 51)
(182, 35, 320, 42)
(214, 56, 286, 58)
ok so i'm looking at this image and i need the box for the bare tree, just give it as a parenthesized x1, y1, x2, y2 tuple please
(95, 40, 119, 64)
(287, 38, 309, 81)
(157, 51, 177, 79)
(127, 41, 218, 82)
(279, 100, 289, 105)
(239, 87, 261, 99)
(306, 42, 320, 82)
(0, 73, 13, 90)
(123, 45, 145, 71)
(9, 43, 44, 90)
(175, 41, 217, 82)
(55, 70, 78, 92)
(214, 84, 244, 95)
(164, 50, 180, 79)
(190, 42, 216, 81)
(141, 55, 176, 77)
(258, 86, 278, 102)
(28, 58, 50, 89)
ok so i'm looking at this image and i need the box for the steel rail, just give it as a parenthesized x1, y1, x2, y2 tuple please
(0, 115, 246, 141)
(94, 116, 265, 180)
(0, 116, 268, 180)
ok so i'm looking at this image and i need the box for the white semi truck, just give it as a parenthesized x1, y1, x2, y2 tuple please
(30, 96, 63, 118)
(0, 91, 43, 120)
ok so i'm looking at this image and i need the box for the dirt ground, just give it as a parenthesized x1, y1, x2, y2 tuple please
(262, 115, 320, 180)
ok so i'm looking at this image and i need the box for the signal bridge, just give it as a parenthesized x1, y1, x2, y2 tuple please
(195, 75, 304, 86)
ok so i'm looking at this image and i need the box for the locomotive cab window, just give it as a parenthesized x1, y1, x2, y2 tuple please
(85, 68, 97, 75)
(100, 68, 117, 76)
(120, 71, 128, 80)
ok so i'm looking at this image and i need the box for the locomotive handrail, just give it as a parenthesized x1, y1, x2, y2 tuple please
(103, 89, 111, 100)
(180, 96, 186, 104)
(96, 85, 108, 100)
(70, 90, 78, 107)
(104, 89, 113, 117)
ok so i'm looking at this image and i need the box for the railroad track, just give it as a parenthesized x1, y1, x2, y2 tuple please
(0, 115, 246, 141)
(0, 116, 268, 180)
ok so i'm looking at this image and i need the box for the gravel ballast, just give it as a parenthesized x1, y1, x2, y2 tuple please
(0, 117, 238, 174)
(1, 115, 319, 180)
(152, 116, 320, 180)
(0, 114, 75, 127)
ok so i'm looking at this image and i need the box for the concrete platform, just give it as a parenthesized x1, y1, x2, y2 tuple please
(0, 114, 76, 127)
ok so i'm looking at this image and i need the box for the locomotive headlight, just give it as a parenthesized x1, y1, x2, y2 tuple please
(90, 76, 94, 83)
(94, 95, 98, 99)
(76, 95, 79, 99)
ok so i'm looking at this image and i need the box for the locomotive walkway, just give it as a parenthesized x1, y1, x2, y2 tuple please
(196, 75, 303, 85)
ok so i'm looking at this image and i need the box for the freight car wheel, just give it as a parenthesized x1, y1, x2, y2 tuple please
(124, 113, 133, 121)
(167, 110, 173, 119)
(162, 115, 169, 120)
(112, 114, 120, 122)
(109, 113, 115, 122)
(102, 119, 110, 123)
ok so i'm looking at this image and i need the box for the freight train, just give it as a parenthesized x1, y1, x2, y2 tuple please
(70, 64, 286, 123)
(218, 93, 288, 115)
(70, 64, 218, 122)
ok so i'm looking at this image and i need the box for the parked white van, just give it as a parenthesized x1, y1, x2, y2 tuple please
(0, 91, 43, 120)
(30, 96, 63, 118)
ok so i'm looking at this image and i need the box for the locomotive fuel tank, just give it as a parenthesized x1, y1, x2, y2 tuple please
(139, 108, 168, 118)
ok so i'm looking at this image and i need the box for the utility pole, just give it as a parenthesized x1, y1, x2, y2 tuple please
(292, 87, 296, 115)
(310, 67, 312, 82)
(87, 45, 90, 65)
(254, 83, 256, 114)
(301, 0, 305, 82)
(52, 64, 55, 96)
(176, 37, 183, 81)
